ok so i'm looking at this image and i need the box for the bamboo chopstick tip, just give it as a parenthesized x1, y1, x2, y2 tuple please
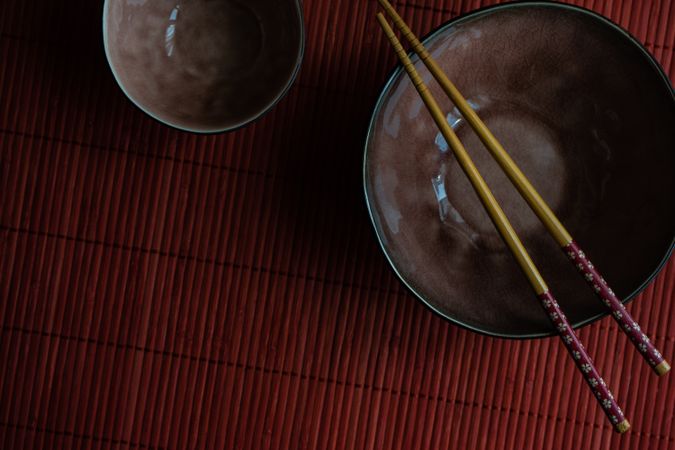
(375, 12, 390, 29)
(654, 360, 671, 376)
(615, 419, 630, 434)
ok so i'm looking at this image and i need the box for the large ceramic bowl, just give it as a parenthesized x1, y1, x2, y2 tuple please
(364, 2, 675, 337)
(103, 0, 304, 133)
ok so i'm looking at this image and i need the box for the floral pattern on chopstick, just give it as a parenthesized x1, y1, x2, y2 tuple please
(564, 241, 665, 369)
(538, 291, 626, 427)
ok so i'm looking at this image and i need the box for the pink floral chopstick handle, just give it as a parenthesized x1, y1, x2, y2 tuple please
(565, 241, 669, 375)
(539, 291, 629, 432)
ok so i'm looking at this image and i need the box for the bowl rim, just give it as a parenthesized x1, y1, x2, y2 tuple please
(102, 0, 305, 134)
(362, 0, 675, 339)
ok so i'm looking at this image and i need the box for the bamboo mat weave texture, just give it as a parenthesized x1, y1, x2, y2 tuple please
(1, 1, 674, 449)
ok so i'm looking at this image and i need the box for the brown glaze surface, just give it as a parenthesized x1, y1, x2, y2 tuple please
(365, 4, 675, 336)
(104, 0, 303, 132)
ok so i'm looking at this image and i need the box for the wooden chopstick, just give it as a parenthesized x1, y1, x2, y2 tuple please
(376, 0, 670, 377)
(376, 12, 631, 434)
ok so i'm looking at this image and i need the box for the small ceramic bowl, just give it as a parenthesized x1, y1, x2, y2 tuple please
(364, 2, 675, 337)
(103, 0, 304, 133)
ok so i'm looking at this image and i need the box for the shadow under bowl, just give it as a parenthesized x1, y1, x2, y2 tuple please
(364, 2, 675, 338)
(103, 0, 304, 133)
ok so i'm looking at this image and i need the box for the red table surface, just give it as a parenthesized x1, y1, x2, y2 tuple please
(1, 1, 673, 449)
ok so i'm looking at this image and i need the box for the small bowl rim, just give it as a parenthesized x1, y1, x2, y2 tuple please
(362, 0, 675, 339)
(102, 0, 305, 134)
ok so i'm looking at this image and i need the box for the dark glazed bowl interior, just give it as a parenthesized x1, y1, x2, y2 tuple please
(364, 3, 675, 338)
(103, 0, 304, 133)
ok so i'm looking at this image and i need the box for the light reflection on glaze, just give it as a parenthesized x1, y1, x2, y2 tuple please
(434, 97, 484, 152)
(431, 173, 450, 222)
(431, 165, 479, 247)
(430, 97, 488, 246)
(165, 5, 180, 57)
(446, 26, 483, 50)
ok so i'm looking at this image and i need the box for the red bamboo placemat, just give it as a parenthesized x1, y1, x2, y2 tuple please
(1, 0, 673, 449)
